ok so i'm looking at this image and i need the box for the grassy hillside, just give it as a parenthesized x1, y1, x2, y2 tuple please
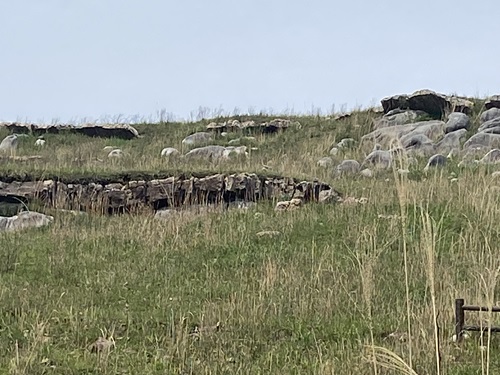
(2, 101, 500, 374)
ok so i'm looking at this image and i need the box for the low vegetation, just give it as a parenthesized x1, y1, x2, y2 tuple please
(2, 101, 500, 374)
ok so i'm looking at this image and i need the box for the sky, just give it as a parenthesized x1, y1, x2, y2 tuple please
(1, 0, 498, 123)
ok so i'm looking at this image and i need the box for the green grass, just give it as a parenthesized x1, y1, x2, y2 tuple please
(2, 102, 500, 373)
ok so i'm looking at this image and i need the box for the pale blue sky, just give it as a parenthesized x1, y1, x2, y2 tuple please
(1, 0, 498, 123)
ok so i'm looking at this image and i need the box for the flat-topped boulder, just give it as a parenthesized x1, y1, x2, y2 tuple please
(0, 122, 140, 140)
(206, 118, 291, 134)
(381, 89, 474, 118)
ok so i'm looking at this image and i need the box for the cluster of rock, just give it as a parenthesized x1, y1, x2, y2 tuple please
(319, 91, 500, 176)
(206, 118, 291, 134)
(0, 173, 337, 214)
(380, 89, 473, 118)
(0, 122, 139, 140)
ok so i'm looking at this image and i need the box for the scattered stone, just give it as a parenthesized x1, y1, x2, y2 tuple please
(334, 160, 360, 177)
(435, 129, 467, 155)
(0, 211, 54, 232)
(275, 198, 302, 211)
(362, 149, 392, 169)
(492, 171, 500, 178)
(398, 169, 410, 175)
(340, 196, 368, 205)
(181, 132, 212, 146)
(318, 189, 342, 203)
(184, 145, 226, 161)
(317, 157, 333, 168)
(34, 138, 46, 147)
(329, 147, 339, 156)
(103, 146, 115, 151)
(256, 230, 282, 238)
(0, 135, 19, 154)
(360, 168, 374, 178)
(337, 138, 356, 149)
(160, 147, 180, 157)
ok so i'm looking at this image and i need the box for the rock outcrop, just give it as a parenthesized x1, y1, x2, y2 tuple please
(0, 211, 53, 232)
(206, 118, 291, 134)
(381, 89, 473, 118)
(0, 173, 337, 214)
(0, 122, 140, 140)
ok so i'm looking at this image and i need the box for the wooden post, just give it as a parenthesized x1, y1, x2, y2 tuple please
(455, 299, 465, 342)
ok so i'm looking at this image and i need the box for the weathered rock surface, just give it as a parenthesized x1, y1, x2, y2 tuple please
(334, 160, 360, 177)
(444, 113, 470, 133)
(485, 95, 500, 110)
(464, 132, 500, 150)
(0, 135, 19, 153)
(480, 149, 500, 164)
(381, 89, 473, 117)
(373, 109, 428, 129)
(207, 118, 291, 134)
(161, 147, 180, 157)
(480, 108, 500, 123)
(181, 132, 212, 146)
(361, 120, 445, 149)
(424, 154, 447, 170)
(0, 122, 139, 140)
(0, 211, 53, 232)
(0, 173, 336, 214)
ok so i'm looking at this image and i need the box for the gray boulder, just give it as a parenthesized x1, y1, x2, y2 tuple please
(0, 211, 54, 232)
(478, 118, 500, 133)
(435, 129, 467, 154)
(184, 145, 227, 161)
(444, 113, 470, 133)
(0, 134, 19, 153)
(334, 159, 360, 177)
(361, 120, 445, 149)
(362, 150, 392, 169)
(337, 138, 356, 149)
(373, 110, 428, 129)
(424, 154, 447, 171)
(160, 147, 180, 157)
(485, 95, 500, 110)
(317, 157, 333, 168)
(464, 132, 500, 150)
(480, 108, 500, 123)
(480, 149, 500, 164)
(182, 132, 213, 146)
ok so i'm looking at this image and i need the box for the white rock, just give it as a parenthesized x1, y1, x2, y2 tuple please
(329, 147, 339, 156)
(34, 139, 46, 147)
(317, 157, 333, 168)
(360, 168, 373, 178)
(0, 211, 54, 232)
(160, 147, 180, 157)
(0, 134, 18, 153)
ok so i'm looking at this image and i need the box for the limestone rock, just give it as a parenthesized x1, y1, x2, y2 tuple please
(318, 189, 342, 203)
(464, 133, 500, 150)
(373, 109, 428, 129)
(480, 108, 500, 123)
(182, 132, 212, 146)
(480, 149, 500, 164)
(184, 145, 226, 161)
(317, 157, 333, 168)
(444, 113, 470, 133)
(334, 160, 360, 177)
(275, 198, 302, 211)
(485, 95, 500, 110)
(0, 135, 19, 153)
(424, 154, 447, 171)
(160, 147, 180, 157)
(0, 211, 54, 232)
(360, 168, 374, 178)
(108, 149, 123, 158)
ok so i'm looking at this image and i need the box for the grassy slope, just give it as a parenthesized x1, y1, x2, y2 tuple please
(2, 102, 500, 374)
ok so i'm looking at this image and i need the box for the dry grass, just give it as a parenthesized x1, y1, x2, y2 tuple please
(2, 106, 500, 373)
